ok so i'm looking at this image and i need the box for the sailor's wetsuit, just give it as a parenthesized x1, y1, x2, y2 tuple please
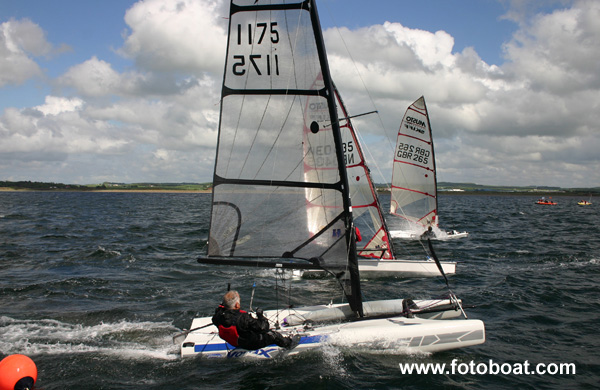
(212, 305, 292, 350)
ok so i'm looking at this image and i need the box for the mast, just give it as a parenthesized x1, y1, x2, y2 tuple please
(308, 0, 362, 316)
(423, 97, 439, 227)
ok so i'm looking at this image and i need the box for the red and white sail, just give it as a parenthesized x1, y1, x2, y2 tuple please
(390, 97, 438, 231)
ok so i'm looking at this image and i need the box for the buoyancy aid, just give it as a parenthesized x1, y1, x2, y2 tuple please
(215, 305, 247, 347)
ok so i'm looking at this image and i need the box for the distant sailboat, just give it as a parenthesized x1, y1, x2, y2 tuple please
(389, 97, 468, 240)
(301, 84, 455, 277)
(179, 0, 484, 359)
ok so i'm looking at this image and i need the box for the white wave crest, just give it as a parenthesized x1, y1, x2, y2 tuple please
(0, 316, 180, 360)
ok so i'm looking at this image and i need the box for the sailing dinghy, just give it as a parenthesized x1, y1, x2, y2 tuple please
(302, 84, 455, 278)
(389, 97, 468, 241)
(180, 0, 484, 359)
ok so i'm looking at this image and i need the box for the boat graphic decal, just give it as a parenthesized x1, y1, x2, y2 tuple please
(227, 347, 279, 359)
(409, 336, 423, 347)
(194, 334, 327, 357)
(408, 330, 483, 347)
(459, 329, 485, 342)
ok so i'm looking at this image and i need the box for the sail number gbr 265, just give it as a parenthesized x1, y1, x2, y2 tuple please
(232, 23, 280, 76)
(396, 142, 430, 165)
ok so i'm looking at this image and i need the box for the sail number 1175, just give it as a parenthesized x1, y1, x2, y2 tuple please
(232, 22, 280, 76)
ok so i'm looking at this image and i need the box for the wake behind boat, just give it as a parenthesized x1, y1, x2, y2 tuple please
(389, 97, 468, 241)
(180, 0, 484, 359)
(390, 228, 469, 241)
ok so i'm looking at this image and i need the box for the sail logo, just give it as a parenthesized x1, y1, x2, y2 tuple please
(405, 116, 425, 134)
(309, 102, 328, 111)
(333, 229, 342, 238)
(306, 145, 337, 168)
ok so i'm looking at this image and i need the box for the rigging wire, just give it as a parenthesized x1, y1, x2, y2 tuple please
(320, 0, 419, 225)
(321, 0, 396, 154)
(319, 1, 451, 277)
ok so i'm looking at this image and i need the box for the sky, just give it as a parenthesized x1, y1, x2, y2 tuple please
(1, 0, 599, 188)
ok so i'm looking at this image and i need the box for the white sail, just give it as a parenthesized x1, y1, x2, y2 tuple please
(205, 0, 362, 312)
(389, 97, 468, 240)
(390, 96, 437, 229)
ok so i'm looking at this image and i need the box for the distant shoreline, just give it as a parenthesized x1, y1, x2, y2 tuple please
(0, 187, 211, 193)
(0, 187, 590, 197)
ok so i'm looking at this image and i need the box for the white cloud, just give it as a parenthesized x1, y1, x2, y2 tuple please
(1, 0, 599, 187)
(325, 0, 600, 187)
(120, 0, 228, 74)
(58, 57, 123, 97)
(503, 0, 600, 93)
(0, 19, 46, 86)
(0, 100, 129, 157)
(35, 96, 84, 116)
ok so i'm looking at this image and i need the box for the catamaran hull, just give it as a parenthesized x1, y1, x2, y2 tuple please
(358, 258, 455, 277)
(180, 300, 484, 359)
(301, 259, 456, 278)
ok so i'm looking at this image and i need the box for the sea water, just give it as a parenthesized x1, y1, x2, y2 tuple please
(0, 192, 598, 389)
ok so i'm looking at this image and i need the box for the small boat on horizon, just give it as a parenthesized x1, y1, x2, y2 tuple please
(535, 197, 557, 205)
(578, 194, 592, 206)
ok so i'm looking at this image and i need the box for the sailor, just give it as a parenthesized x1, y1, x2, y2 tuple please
(212, 290, 299, 350)
(420, 226, 436, 239)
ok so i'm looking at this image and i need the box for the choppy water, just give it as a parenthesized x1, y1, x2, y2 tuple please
(0, 192, 598, 389)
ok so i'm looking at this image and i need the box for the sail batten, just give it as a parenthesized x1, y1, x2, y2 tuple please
(223, 87, 326, 97)
(213, 175, 343, 190)
(231, 0, 310, 14)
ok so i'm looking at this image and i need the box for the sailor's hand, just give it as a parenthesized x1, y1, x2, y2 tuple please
(256, 308, 264, 318)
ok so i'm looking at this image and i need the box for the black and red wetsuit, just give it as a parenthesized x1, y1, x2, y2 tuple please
(212, 305, 291, 350)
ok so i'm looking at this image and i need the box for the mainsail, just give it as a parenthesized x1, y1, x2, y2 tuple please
(390, 96, 438, 230)
(203, 0, 362, 314)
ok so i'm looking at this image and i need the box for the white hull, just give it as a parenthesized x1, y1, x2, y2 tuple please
(390, 230, 469, 241)
(181, 299, 484, 359)
(301, 258, 456, 278)
(359, 258, 455, 277)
